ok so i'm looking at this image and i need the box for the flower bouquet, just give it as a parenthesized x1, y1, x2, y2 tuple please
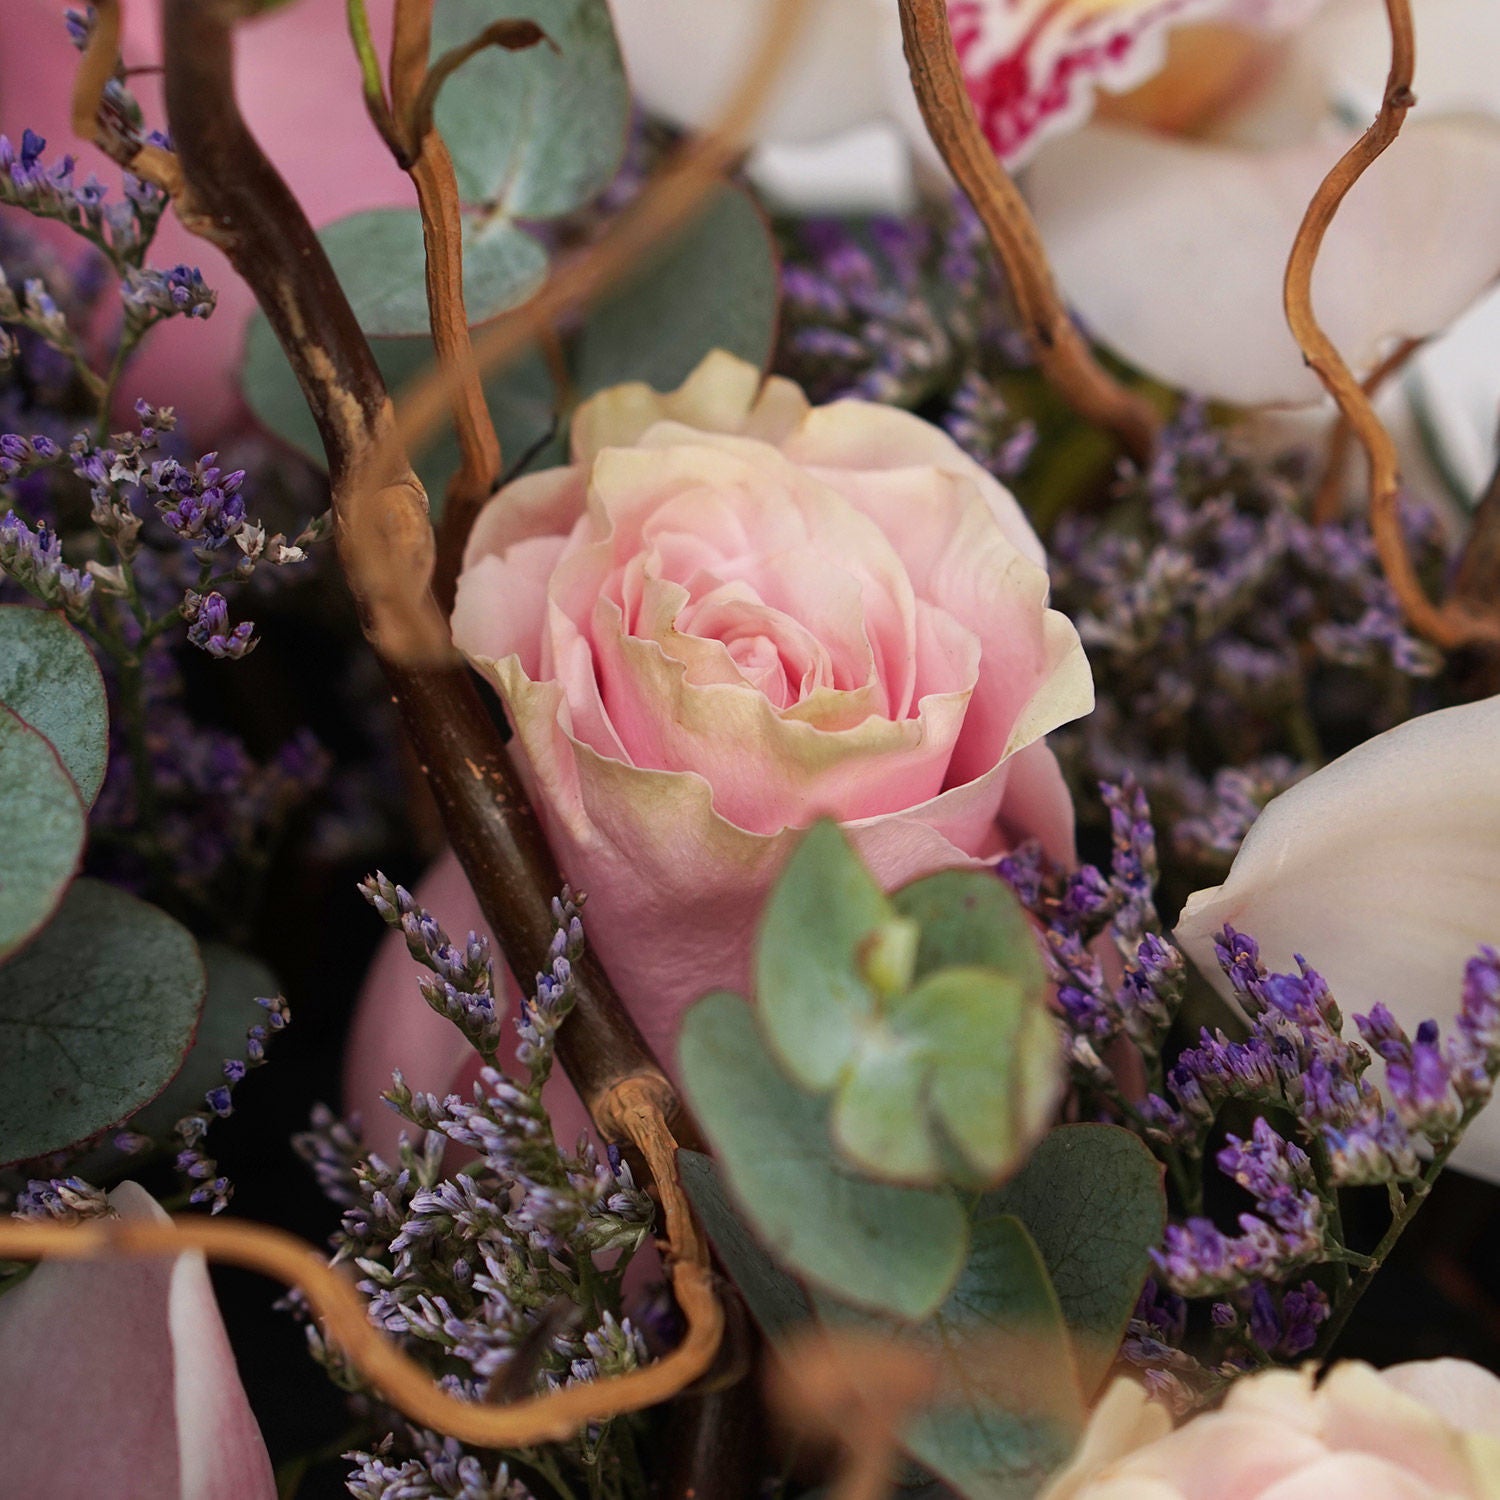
(2, 0, 1500, 1497)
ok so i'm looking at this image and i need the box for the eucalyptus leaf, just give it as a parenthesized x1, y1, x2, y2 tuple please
(819, 1214, 1084, 1500)
(240, 315, 559, 512)
(432, 0, 629, 216)
(678, 989, 969, 1322)
(0, 879, 205, 1166)
(0, 703, 85, 962)
(575, 185, 779, 397)
(905, 1213, 1084, 1500)
(678, 1150, 814, 1340)
(0, 606, 108, 805)
(757, 819, 889, 1092)
(891, 869, 1047, 993)
(984, 1125, 1166, 1395)
(319, 207, 547, 339)
(830, 965, 1060, 1187)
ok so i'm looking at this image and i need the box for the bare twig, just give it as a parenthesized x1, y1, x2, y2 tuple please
(386, 0, 808, 478)
(1283, 0, 1500, 648)
(0, 1087, 720, 1446)
(896, 0, 1160, 466)
(386, 0, 506, 614)
(409, 19, 552, 148)
(1311, 336, 1420, 526)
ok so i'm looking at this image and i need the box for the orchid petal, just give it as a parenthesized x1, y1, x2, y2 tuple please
(1175, 695, 1500, 1181)
(1028, 116, 1500, 406)
(0, 1182, 274, 1499)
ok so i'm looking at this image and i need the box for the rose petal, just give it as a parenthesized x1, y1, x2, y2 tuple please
(1380, 1359, 1500, 1443)
(1027, 116, 1500, 406)
(1175, 695, 1500, 1181)
(1255, 1452, 1441, 1500)
(0, 1182, 274, 1500)
(572, 351, 810, 465)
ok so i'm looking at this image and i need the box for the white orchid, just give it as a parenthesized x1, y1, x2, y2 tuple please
(1175, 694, 1500, 1182)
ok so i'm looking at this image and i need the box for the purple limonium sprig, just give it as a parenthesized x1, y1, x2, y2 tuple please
(1046, 403, 1454, 893)
(295, 889, 652, 1495)
(171, 992, 291, 1214)
(0, 511, 94, 616)
(1004, 781, 1500, 1401)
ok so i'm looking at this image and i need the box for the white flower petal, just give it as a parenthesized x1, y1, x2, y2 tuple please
(1175, 696, 1500, 1181)
(1028, 116, 1500, 405)
(606, 0, 889, 142)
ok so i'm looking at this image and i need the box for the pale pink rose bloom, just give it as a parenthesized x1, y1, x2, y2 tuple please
(1175, 694, 1500, 1182)
(1043, 1361, 1500, 1500)
(345, 352, 1091, 1158)
(0, 0, 411, 437)
(0, 1182, 275, 1500)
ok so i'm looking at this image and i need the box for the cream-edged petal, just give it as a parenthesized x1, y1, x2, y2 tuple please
(606, 0, 889, 143)
(0, 1182, 274, 1500)
(1380, 1359, 1500, 1443)
(1040, 1377, 1175, 1500)
(1028, 117, 1500, 407)
(461, 465, 586, 574)
(1175, 695, 1500, 1180)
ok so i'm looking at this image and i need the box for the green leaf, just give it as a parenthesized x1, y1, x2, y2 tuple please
(240, 316, 559, 512)
(432, 0, 628, 216)
(891, 869, 1047, 993)
(319, 207, 547, 339)
(0, 879, 205, 1165)
(678, 990, 969, 1322)
(984, 1125, 1166, 1396)
(903, 1216, 1083, 1500)
(126, 945, 279, 1140)
(0, 703, 85, 962)
(756, 820, 891, 1092)
(821, 1215, 1085, 1500)
(678, 1150, 814, 1341)
(830, 965, 1061, 1187)
(574, 184, 779, 397)
(0, 606, 108, 806)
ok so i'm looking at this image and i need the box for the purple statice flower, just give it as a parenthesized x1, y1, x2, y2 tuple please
(120, 263, 216, 326)
(0, 511, 94, 615)
(183, 589, 256, 659)
(345, 1435, 537, 1500)
(1047, 403, 1454, 890)
(12, 1176, 109, 1224)
(295, 891, 651, 1491)
(0, 431, 62, 479)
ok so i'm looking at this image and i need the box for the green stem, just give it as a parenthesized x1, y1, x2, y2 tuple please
(1310, 1141, 1460, 1361)
(1308, 1136, 1351, 1299)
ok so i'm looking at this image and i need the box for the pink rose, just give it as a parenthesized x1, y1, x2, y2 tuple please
(1046, 1361, 1500, 1500)
(1, 0, 410, 437)
(347, 352, 1090, 1155)
(0, 1182, 275, 1499)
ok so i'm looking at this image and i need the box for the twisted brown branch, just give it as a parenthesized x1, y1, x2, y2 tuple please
(0, 1086, 720, 1446)
(1283, 0, 1500, 648)
(896, 0, 1160, 467)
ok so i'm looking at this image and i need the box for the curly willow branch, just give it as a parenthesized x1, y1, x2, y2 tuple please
(1283, 0, 1500, 649)
(896, 0, 1160, 466)
(0, 1082, 720, 1447)
(385, 0, 808, 480)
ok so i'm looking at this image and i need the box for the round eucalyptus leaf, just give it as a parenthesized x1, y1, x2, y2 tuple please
(756, 819, 889, 1092)
(983, 1125, 1166, 1396)
(0, 606, 109, 805)
(678, 988, 968, 1322)
(0, 702, 85, 962)
(0, 879, 206, 1166)
(432, 0, 628, 217)
(891, 868, 1047, 993)
(319, 207, 547, 340)
(575, 185, 779, 398)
